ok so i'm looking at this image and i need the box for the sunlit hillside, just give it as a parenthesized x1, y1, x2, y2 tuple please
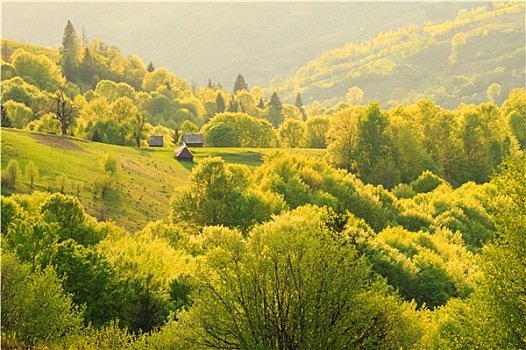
(1, 3, 525, 349)
(271, 2, 525, 109)
(2, 2, 483, 87)
(0, 129, 325, 231)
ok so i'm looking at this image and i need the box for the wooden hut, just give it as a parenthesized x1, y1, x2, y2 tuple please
(175, 144, 194, 161)
(148, 135, 164, 147)
(181, 133, 204, 147)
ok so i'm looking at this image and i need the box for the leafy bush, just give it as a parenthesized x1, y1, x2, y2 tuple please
(411, 170, 445, 194)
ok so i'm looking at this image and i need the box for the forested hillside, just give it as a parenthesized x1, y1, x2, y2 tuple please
(2, 150, 525, 349)
(2, 2, 486, 87)
(1, 3, 526, 349)
(271, 2, 525, 109)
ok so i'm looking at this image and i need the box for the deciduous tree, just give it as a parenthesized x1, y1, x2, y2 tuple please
(278, 118, 305, 148)
(52, 84, 78, 136)
(1, 104, 12, 127)
(5, 159, 20, 188)
(182, 206, 421, 349)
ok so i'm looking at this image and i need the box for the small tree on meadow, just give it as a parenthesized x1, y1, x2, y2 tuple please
(56, 173, 69, 194)
(5, 159, 20, 188)
(25, 161, 39, 188)
(99, 151, 118, 176)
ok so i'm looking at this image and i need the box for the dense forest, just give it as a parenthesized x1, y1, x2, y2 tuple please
(1, 2, 526, 349)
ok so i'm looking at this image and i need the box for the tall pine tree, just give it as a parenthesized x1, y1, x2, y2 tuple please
(295, 92, 307, 121)
(147, 62, 155, 72)
(233, 74, 248, 93)
(216, 92, 226, 114)
(268, 92, 284, 128)
(61, 20, 80, 82)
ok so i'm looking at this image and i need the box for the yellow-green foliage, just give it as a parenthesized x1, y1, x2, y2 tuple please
(98, 227, 195, 291)
(274, 2, 525, 107)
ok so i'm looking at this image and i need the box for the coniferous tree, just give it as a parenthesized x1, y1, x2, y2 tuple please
(61, 20, 80, 82)
(1, 105, 12, 128)
(207, 78, 214, 89)
(233, 73, 248, 93)
(268, 91, 284, 128)
(81, 26, 88, 48)
(2, 40, 11, 62)
(80, 48, 94, 84)
(295, 92, 307, 121)
(216, 93, 226, 114)
(147, 61, 155, 72)
(228, 97, 239, 113)
(258, 98, 265, 109)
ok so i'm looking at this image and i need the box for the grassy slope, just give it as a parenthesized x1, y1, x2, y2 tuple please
(1, 129, 325, 231)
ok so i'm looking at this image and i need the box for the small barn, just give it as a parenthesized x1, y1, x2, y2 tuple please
(148, 135, 164, 147)
(181, 133, 204, 147)
(175, 144, 194, 161)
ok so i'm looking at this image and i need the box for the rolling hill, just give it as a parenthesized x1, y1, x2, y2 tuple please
(0, 129, 325, 231)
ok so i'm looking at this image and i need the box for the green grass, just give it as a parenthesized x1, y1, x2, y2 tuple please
(1, 129, 325, 231)
(1, 129, 191, 231)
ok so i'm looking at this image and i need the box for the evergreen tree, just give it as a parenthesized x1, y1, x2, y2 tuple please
(215, 93, 226, 114)
(2, 40, 11, 62)
(1, 105, 12, 128)
(233, 73, 248, 93)
(80, 48, 94, 84)
(268, 91, 284, 128)
(207, 78, 213, 89)
(147, 61, 155, 72)
(258, 98, 265, 109)
(295, 92, 307, 121)
(81, 26, 88, 47)
(61, 20, 80, 82)
(228, 97, 239, 113)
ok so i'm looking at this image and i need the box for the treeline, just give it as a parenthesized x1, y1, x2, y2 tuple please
(323, 93, 525, 188)
(2, 28, 525, 190)
(2, 152, 524, 349)
(1, 23, 310, 148)
(2, 19, 525, 188)
(202, 89, 525, 188)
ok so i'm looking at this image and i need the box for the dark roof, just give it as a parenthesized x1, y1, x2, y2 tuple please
(148, 135, 164, 147)
(175, 144, 194, 160)
(182, 133, 204, 145)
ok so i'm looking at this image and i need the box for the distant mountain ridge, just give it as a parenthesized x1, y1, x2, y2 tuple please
(3, 2, 481, 88)
(269, 2, 525, 109)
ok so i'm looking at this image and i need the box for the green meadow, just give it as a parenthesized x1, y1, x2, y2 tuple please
(1, 129, 325, 231)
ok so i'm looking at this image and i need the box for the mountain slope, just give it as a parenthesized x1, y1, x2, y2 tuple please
(2, 2, 482, 87)
(270, 3, 525, 109)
